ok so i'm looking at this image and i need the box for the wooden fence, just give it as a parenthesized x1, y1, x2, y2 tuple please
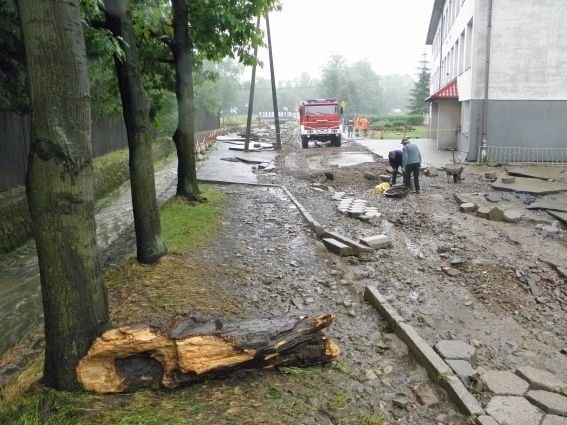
(0, 110, 219, 192)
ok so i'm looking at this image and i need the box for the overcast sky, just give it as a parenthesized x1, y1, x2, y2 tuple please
(254, 0, 434, 81)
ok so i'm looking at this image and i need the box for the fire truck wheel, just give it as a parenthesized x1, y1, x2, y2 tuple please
(334, 135, 342, 147)
(301, 137, 309, 149)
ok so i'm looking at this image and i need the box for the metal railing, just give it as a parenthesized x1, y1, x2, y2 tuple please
(478, 146, 567, 165)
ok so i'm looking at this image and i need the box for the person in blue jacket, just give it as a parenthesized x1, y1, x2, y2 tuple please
(388, 149, 403, 184)
(401, 138, 422, 194)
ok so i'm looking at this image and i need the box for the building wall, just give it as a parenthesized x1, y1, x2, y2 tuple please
(489, 0, 567, 100)
(487, 100, 567, 148)
(428, 0, 567, 161)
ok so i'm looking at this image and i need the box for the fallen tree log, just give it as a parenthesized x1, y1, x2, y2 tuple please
(76, 313, 339, 393)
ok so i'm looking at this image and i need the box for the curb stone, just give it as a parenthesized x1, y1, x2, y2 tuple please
(364, 285, 485, 418)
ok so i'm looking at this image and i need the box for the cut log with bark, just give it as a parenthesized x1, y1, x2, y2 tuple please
(76, 313, 339, 393)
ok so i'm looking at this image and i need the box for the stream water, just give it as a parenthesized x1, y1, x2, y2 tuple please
(0, 160, 178, 356)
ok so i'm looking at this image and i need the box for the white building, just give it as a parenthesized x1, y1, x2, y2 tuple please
(426, 0, 567, 162)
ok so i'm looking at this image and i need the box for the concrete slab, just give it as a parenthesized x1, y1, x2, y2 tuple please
(506, 166, 567, 181)
(548, 210, 567, 224)
(541, 415, 567, 425)
(481, 370, 530, 396)
(515, 366, 567, 393)
(322, 231, 374, 254)
(322, 238, 354, 256)
(476, 415, 500, 425)
(527, 201, 567, 213)
(491, 176, 567, 195)
(446, 359, 476, 382)
(434, 340, 476, 361)
(485, 396, 544, 425)
(526, 390, 567, 416)
(197, 140, 276, 184)
(360, 234, 393, 249)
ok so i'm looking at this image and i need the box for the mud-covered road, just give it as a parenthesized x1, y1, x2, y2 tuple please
(1, 123, 565, 424)
(262, 127, 567, 380)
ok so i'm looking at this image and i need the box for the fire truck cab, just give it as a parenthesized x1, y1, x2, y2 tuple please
(298, 98, 343, 148)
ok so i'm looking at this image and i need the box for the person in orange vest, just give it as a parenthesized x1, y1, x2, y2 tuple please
(360, 116, 369, 137)
(354, 116, 361, 137)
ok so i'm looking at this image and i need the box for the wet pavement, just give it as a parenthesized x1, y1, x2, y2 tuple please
(197, 139, 277, 184)
(353, 136, 458, 168)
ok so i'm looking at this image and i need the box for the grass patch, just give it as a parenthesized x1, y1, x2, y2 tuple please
(160, 186, 225, 253)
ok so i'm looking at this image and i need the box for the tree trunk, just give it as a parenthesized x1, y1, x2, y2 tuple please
(18, 0, 109, 390)
(171, 0, 202, 201)
(77, 313, 339, 393)
(104, 0, 167, 264)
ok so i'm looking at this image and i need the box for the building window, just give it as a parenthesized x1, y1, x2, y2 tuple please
(465, 18, 473, 70)
(461, 101, 470, 134)
(459, 31, 465, 74)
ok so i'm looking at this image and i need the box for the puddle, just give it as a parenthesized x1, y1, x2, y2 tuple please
(286, 151, 374, 170)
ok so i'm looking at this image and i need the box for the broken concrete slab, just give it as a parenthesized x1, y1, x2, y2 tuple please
(360, 235, 393, 249)
(322, 231, 374, 255)
(476, 415, 499, 425)
(446, 359, 476, 383)
(322, 238, 354, 256)
(485, 396, 544, 425)
(515, 366, 566, 393)
(506, 166, 567, 181)
(525, 390, 567, 416)
(460, 202, 478, 213)
(527, 201, 567, 213)
(492, 176, 567, 195)
(503, 209, 522, 223)
(481, 370, 530, 396)
(548, 210, 567, 224)
(541, 415, 567, 425)
(434, 340, 476, 361)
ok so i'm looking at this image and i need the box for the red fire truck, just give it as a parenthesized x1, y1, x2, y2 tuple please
(298, 98, 343, 148)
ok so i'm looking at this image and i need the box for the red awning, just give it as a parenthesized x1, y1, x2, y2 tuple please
(426, 79, 458, 102)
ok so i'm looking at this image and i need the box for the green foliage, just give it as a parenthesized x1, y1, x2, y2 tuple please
(266, 388, 282, 399)
(160, 187, 226, 252)
(372, 114, 424, 131)
(0, 0, 29, 111)
(187, 0, 280, 67)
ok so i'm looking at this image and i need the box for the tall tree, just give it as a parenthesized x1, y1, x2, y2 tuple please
(319, 54, 347, 100)
(170, 0, 200, 200)
(104, 0, 167, 264)
(18, 0, 109, 390)
(408, 54, 431, 115)
(156, 0, 279, 200)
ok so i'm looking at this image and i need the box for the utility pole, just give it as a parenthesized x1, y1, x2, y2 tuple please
(265, 13, 281, 150)
(244, 16, 261, 152)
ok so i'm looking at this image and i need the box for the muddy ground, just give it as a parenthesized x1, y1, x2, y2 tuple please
(261, 128, 567, 381)
(169, 125, 566, 424)
(1, 125, 566, 425)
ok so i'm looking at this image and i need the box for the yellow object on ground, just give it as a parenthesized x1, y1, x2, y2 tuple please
(373, 182, 391, 195)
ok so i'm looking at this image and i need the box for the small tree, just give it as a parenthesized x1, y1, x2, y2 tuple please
(408, 54, 431, 116)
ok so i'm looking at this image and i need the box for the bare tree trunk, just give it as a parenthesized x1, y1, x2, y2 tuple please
(104, 0, 167, 263)
(18, 0, 109, 390)
(77, 313, 339, 393)
(171, 0, 202, 201)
